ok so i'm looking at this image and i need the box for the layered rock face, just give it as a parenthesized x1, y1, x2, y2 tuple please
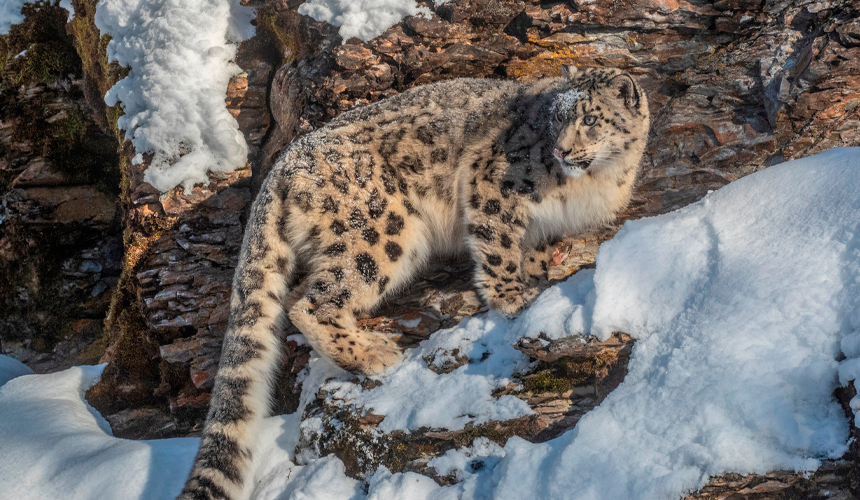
(0, 2, 122, 373)
(1, 0, 859, 495)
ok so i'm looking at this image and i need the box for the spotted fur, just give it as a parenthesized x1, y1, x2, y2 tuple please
(178, 66, 649, 500)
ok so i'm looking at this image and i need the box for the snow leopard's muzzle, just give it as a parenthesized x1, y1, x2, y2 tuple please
(553, 147, 593, 176)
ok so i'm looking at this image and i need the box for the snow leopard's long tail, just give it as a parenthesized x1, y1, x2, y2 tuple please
(178, 176, 295, 500)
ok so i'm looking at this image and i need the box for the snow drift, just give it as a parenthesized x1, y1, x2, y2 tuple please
(1, 147, 859, 500)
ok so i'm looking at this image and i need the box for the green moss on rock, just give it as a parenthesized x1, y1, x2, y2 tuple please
(522, 370, 573, 394)
(0, 0, 123, 367)
(257, 12, 299, 65)
(1, 2, 78, 87)
(47, 108, 122, 194)
(521, 350, 621, 395)
(67, 0, 128, 137)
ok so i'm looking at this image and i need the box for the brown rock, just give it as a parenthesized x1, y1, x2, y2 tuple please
(11, 159, 71, 187)
(514, 332, 634, 363)
(7, 186, 118, 225)
(334, 44, 380, 70)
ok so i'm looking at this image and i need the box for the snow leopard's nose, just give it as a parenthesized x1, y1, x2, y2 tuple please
(553, 148, 570, 159)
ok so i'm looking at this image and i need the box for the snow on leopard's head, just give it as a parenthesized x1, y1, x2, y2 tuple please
(549, 66, 650, 179)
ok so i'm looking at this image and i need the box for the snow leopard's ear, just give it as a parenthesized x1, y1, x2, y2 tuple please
(560, 65, 579, 80)
(608, 73, 641, 111)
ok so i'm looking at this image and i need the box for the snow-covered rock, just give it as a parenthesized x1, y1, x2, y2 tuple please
(94, 0, 255, 192)
(298, 0, 442, 42)
(490, 148, 860, 499)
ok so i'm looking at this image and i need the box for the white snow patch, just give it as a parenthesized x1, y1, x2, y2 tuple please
(0, 355, 33, 387)
(366, 467, 442, 500)
(399, 316, 423, 329)
(248, 454, 363, 500)
(0, 364, 197, 499)
(94, 0, 255, 192)
(428, 437, 505, 480)
(298, 0, 451, 42)
(510, 268, 595, 340)
(59, 0, 73, 18)
(287, 333, 310, 346)
(314, 310, 536, 432)
(0, 0, 27, 34)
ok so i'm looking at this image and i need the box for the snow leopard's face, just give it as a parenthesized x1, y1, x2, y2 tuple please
(549, 67, 649, 178)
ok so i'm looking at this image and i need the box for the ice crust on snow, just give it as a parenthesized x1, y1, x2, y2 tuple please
(298, 0, 450, 42)
(2, 148, 860, 500)
(94, 0, 254, 192)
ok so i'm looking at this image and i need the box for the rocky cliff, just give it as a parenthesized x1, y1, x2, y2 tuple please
(1, 0, 859, 495)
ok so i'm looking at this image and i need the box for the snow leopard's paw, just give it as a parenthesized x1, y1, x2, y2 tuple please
(341, 332, 403, 375)
(492, 286, 540, 318)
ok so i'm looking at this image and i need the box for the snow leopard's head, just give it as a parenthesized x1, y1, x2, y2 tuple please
(549, 66, 650, 179)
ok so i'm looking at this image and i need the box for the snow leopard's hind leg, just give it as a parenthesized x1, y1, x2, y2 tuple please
(288, 277, 403, 375)
(178, 182, 295, 500)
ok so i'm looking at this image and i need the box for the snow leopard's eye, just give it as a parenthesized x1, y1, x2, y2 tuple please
(583, 115, 597, 126)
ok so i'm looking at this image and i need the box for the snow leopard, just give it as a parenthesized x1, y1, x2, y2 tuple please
(179, 66, 649, 500)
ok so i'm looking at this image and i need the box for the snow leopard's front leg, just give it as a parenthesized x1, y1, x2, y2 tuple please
(465, 184, 539, 316)
(521, 238, 561, 288)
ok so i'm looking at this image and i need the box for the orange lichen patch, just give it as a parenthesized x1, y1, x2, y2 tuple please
(505, 45, 631, 81)
(648, 0, 681, 12)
